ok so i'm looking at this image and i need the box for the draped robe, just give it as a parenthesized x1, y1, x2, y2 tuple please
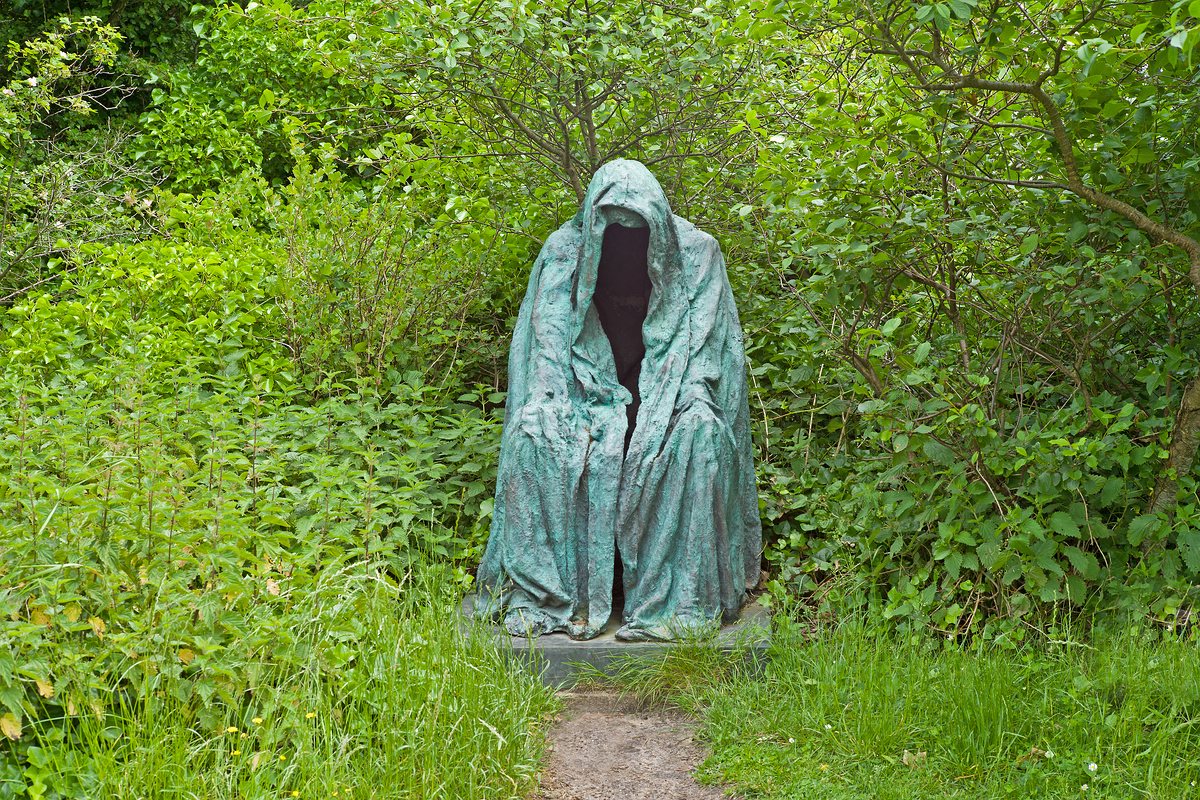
(476, 159, 761, 641)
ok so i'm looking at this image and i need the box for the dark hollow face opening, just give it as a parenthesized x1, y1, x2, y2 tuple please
(590, 221, 648, 623)
(594, 221, 651, 621)
(593, 222, 652, 451)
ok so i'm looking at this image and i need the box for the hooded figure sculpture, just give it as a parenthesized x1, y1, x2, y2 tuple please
(476, 159, 761, 642)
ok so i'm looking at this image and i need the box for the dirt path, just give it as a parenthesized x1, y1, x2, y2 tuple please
(536, 690, 733, 800)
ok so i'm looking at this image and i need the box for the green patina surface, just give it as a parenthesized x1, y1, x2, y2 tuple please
(476, 159, 761, 642)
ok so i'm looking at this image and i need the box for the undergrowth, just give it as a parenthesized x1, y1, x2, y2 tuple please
(0, 230, 545, 798)
(5, 569, 555, 799)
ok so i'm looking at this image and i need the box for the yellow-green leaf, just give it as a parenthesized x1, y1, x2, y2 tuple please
(0, 714, 21, 741)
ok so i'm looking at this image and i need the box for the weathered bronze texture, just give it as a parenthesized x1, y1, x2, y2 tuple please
(476, 159, 761, 641)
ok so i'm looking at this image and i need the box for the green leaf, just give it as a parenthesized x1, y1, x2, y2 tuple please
(1179, 529, 1200, 574)
(1050, 511, 1081, 539)
(978, 540, 1004, 570)
(914, 342, 932, 364)
(923, 439, 956, 465)
(1127, 514, 1163, 547)
(1064, 574, 1087, 604)
(947, 0, 973, 20)
(903, 368, 931, 386)
(1019, 233, 1039, 255)
(1063, 546, 1100, 580)
(1099, 476, 1123, 507)
(881, 316, 902, 336)
(259, 88, 275, 107)
(893, 433, 910, 453)
(1036, 551, 1065, 577)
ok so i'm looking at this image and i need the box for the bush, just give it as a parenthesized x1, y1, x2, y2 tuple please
(0, 224, 514, 796)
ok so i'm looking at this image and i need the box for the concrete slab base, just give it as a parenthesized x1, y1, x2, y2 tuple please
(464, 596, 772, 687)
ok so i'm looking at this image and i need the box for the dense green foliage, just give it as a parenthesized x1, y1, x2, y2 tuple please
(3, 0, 1200, 795)
(745, 0, 1200, 636)
(0, 191, 548, 796)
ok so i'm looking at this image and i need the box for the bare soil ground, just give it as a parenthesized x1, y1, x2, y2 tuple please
(535, 690, 734, 800)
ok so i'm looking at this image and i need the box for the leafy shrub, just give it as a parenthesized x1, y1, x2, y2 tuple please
(1, 18, 157, 304)
(134, 89, 262, 191)
(267, 144, 505, 391)
(738, 181, 1200, 639)
(0, 1, 208, 70)
(0, 226, 510, 795)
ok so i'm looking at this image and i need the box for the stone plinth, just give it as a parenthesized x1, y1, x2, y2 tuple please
(464, 597, 772, 687)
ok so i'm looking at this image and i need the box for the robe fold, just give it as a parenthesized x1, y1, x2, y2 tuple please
(475, 159, 761, 641)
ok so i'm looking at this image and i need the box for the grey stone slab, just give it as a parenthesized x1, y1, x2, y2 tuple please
(464, 596, 772, 687)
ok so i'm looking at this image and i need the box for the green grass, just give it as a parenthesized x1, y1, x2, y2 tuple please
(682, 619, 1200, 799)
(7, 571, 557, 800)
(581, 615, 1200, 799)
